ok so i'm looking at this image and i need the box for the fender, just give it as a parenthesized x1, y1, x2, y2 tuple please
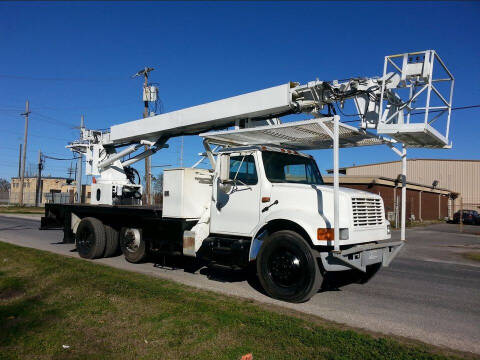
(248, 209, 327, 261)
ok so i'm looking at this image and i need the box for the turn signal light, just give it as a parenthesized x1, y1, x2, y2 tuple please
(261, 197, 271, 203)
(317, 228, 334, 241)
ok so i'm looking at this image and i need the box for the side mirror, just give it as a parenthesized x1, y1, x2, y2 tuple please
(219, 155, 230, 183)
(218, 155, 232, 193)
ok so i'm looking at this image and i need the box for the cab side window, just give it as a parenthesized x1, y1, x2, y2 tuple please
(229, 155, 258, 185)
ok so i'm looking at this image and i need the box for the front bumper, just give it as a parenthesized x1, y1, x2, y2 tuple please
(319, 240, 405, 272)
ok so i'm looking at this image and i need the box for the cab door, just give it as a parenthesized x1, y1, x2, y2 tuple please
(210, 153, 261, 236)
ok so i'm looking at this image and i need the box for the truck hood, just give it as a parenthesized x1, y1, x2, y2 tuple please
(267, 183, 382, 229)
(270, 183, 376, 198)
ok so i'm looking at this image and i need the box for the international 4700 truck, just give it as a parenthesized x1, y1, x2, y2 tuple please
(42, 50, 454, 302)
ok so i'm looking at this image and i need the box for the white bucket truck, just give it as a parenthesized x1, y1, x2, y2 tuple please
(42, 50, 453, 302)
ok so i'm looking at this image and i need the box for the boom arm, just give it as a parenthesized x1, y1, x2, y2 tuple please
(68, 50, 453, 205)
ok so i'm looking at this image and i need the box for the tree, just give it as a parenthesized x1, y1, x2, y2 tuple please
(152, 172, 163, 194)
(0, 178, 10, 192)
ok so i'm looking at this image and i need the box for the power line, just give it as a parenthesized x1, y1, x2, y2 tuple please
(452, 104, 480, 111)
(0, 108, 24, 112)
(31, 111, 77, 128)
(342, 104, 480, 124)
(43, 155, 80, 161)
(0, 74, 128, 82)
(411, 104, 480, 116)
(0, 100, 139, 112)
(2, 110, 77, 129)
(0, 128, 70, 141)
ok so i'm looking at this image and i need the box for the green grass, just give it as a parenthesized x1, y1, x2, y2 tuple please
(463, 252, 480, 262)
(0, 206, 44, 214)
(0, 242, 475, 360)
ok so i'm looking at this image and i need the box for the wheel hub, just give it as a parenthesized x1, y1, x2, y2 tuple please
(269, 250, 303, 287)
(78, 229, 93, 249)
(124, 228, 141, 253)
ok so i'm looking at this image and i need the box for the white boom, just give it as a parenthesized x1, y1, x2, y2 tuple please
(68, 50, 453, 211)
(110, 83, 293, 145)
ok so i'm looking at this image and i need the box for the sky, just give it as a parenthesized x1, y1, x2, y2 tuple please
(0, 1, 479, 183)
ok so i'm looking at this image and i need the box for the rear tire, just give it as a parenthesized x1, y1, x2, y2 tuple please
(256, 230, 322, 303)
(104, 225, 120, 257)
(120, 227, 147, 263)
(76, 217, 106, 259)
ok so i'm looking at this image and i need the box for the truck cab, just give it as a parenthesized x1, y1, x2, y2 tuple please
(176, 146, 399, 302)
(210, 146, 391, 246)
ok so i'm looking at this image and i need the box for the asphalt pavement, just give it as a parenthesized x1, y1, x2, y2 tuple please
(0, 215, 479, 355)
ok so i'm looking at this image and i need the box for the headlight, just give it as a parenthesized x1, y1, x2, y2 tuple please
(386, 224, 391, 234)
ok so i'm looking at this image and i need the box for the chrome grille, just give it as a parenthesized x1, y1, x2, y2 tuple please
(352, 197, 384, 227)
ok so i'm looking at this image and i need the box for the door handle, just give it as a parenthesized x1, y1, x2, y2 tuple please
(262, 200, 279, 213)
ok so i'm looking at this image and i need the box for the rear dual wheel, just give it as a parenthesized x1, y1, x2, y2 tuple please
(256, 230, 322, 303)
(119, 227, 148, 263)
(76, 217, 119, 259)
(76, 217, 106, 259)
(104, 224, 120, 257)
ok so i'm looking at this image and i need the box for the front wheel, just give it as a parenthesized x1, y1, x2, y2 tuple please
(256, 230, 322, 303)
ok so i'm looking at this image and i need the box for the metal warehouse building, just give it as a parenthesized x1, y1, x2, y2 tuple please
(326, 158, 480, 222)
(323, 175, 456, 224)
(329, 159, 479, 212)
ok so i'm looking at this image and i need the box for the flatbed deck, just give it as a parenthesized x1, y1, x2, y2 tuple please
(41, 203, 190, 244)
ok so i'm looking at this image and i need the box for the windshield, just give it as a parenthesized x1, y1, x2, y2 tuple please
(262, 151, 324, 185)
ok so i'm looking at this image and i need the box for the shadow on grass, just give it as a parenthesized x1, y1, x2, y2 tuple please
(0, 283, 65, 349)
(149, 253, 365, 298)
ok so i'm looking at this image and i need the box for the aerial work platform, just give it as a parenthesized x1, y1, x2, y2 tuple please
(378, 123, 449, 148)
(201, 117, 385, 150)
(375, 50, 454, 149)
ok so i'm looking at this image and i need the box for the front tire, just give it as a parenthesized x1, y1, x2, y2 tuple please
(76, 217, 106, 259)
(256, 230, 322, 303)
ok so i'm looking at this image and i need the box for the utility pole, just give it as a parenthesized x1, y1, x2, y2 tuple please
(19, 100, 30, 206)
(75, 115, 84, 203)
(18, 144, 22, 178)
(132, 67, 154, 205)
(35, 150, 43, 207)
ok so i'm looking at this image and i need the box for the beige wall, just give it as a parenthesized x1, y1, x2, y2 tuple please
(343, 160, 480, 211)
(10, 177, 66, 205)
(9, 178, 91, 205)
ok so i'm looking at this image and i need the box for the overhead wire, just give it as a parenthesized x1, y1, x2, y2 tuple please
(339, 104, 480, 124)
(0, 74, 128, 82)
(43, 155, 80, 161)
(0, 128, 70, 141)
(30, 111, 77, 128)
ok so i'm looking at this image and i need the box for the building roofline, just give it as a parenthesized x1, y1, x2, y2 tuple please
(327, 158, 480, 173)
(323, 175, 458, 196)
(11, 176, 71, 180)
